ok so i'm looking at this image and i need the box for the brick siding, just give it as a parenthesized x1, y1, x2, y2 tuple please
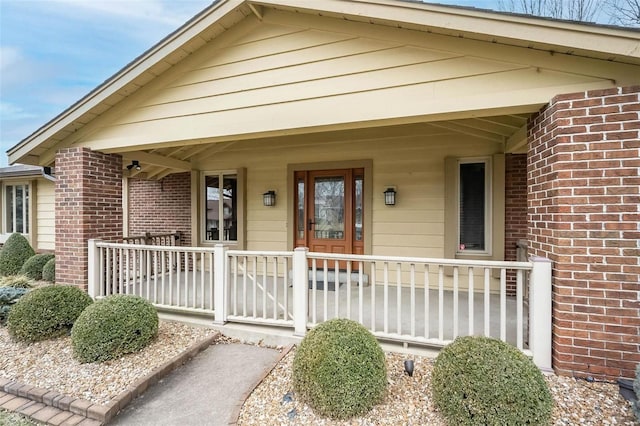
(505, 153, 528, 293)
(528, 86, 640, 380)
(127, 172, 192, 246)
(55, 148, 123, 289)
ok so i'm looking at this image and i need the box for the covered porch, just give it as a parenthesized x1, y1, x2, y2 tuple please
(88, 240, 552, 370)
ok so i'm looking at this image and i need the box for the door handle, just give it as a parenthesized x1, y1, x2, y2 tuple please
(308, 219, 315, 230)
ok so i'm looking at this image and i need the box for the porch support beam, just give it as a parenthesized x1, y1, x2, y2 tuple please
(126, 151, 192, 171)
(505, 123, 527, 153)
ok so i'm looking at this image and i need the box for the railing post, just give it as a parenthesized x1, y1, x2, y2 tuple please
(87, 239, 100, 299)
(213, 244, 228, 325)
(293, 247, 309, 336)
(529, 256, 553, 372)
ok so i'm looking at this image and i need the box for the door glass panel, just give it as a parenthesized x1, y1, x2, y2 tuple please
(354, 176, 363, 241)
(314, 177, 345, 239)
(297, 178, 305, 239)
(205, 176, 221, 241)
(459, 162, 486, 251)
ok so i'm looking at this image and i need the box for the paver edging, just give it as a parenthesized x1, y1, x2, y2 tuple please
(229, 344, 295, 425)
(0, 332, 220, 424)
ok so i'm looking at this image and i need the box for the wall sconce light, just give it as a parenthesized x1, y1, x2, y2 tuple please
(384, 187, 396, 206)
(263, 190, 276, 207)
(127, 160, 141, 171)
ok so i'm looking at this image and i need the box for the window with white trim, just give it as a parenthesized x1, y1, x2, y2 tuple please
(4, 183, 30, 234)
(201, 170, 246, 245)
(457, 158, 491, 255)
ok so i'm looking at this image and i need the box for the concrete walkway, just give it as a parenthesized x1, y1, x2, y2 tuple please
(109, 343, 283, 426)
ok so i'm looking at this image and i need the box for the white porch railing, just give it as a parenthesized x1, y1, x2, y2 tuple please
(88, 241, 552, 371)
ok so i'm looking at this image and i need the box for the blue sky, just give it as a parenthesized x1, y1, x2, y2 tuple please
(0, 0, 545, 166)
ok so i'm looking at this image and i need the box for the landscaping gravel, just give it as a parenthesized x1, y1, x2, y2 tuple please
(0, 321, 217, 405)
(238, 348, 638, 426)
(1, 323, 637, 425)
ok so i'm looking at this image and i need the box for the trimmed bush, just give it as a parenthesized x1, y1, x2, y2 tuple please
(7, 285, 93, 342)
(0, 275, 34, 288)
(432, 336, 553, 426)
(71, 294, 158, 363)
(634, 364, 640, 421)
(292, 318, 387, 419)
(0, 233, 35, 276)
(42, 258, 55, 283)
(19, 254, 55, 281)
(0, 287, 29, 325)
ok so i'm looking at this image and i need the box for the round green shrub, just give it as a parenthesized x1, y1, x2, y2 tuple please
(42, 258, 55, 283)
(432, 336, 553, 426)
(292, 318, 387, 419)
(71, 294, 159, 363)
(7, 285, 93, 342)
(19, 254, 55, 281)
(0, 275, 34, 288)
(0, 233, 35, 277)
(0, 287, 29, 325)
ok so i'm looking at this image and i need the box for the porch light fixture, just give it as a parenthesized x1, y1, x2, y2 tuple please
(263, 190, 276, 207)
(384, 187, 396, 206)
(127, 160, 141, 171)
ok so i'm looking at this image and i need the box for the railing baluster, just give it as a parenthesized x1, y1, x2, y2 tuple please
(500, 268, 507, 342)
(468, 267, 474, 336)
(192, 252, 197, 308)
(396, 262, 402, 335)
(232, 255, 237, 316)
(262, 256, 267, 319)
(146, 250, 151, 301)
(453, 266, 459, 339)
(346, 261, 352, 320)
(358, 262, 364, 324)
(424, 264, 430, 339)
(484, 267, 490, 337)
(273, 257, 278, 320)
(209, 252, 214, 311)
(283, 258, 289, 321)
(168, 251, 173, 306)
(200, 252, 205, 310)
(410, 263, 416, 337)
(119, 248, 124, 294)
(252, 256, 257, 318)
(438, 265, 444, 342)
(516, 268, 524, 350)
(333, 260, 339, 319)
(371, 263, 376, 332)
(125, 249, 130, 295)
(383, 262, 389, 334)
(153, 251, 158, 303)
(242, 256, 247, 317)
(105, 248, 111, 296)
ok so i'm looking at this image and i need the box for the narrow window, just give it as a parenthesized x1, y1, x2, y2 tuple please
(458, 161, 489, 253)
(204, 173, 237, 242)
(4, 184, 29, 234)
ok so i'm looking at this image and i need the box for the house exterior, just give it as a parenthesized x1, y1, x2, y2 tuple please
(0, 165, 55, 251)
(7, 0, 639, 380)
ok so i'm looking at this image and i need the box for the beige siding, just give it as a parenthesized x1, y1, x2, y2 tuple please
(193, 130, 501, 259)
(68, 10, 634, 152)
(36, 180, 55, 251)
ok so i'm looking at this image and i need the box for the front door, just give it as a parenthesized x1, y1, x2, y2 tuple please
(295, 168, 364, 257)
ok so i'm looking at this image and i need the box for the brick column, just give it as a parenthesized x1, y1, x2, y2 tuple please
(55, 147, 123, 289)
(528, 86, 640, 380)
(505, 153, 528, 293)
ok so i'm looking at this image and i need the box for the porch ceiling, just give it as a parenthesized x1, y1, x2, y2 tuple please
(121, 113, 530, 180)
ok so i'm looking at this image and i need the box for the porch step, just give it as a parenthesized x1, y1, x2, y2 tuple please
(307, 268, 369, 290)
